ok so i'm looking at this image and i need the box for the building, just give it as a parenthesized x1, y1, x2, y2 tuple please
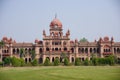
(0, 17, 120, 63)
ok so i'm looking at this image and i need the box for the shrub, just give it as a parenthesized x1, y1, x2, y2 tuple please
(54, 58, 60, 66)
(31, 59, 38, 66)
(75, 58, 80, 66)
(84, 58, 89, 66)
(11, 57, 21, 67)
(44, 58, 50, 66)
(3, 57, 11, 65)
(107, 55, 115, 65)
(20, 58, 25, 66)
(92, 57, 98, 66)
(64, 58, 69, 66)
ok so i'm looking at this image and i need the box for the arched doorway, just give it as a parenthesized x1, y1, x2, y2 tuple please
(71, 57, 74, 62)
(39, 57, 43, 63)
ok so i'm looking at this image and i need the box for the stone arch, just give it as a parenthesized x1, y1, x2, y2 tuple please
(93, 48, 96, 53)
(71, 48, 74, 53)
(90, 48, 92, 53)
(59, 48, 61, 51)
(46, 57, 50, 60)
(55, 48, 58, 51)
(39, 57, 43, 63)
(52, 57, 54, 62)
(85, 48, 88, 53)
(71, 57, 74, 62)
(29, 58, 31, 62)
(25, 48, 28, 54)
(46, 47, 49, 51)
(39, 48, 43, 53)
(25, 58, 27, 63)
(97, 48, 99, 53)
(82, 57, 84, 61)
(52, 48, 54, 51)
(81, 48, 84, 53)
(60, 57, 62, 62)
(4, 50, 7, 53)
(17, 48, 19, 53)
(29, 48, 31, 53)
(64, 47, 67, 51)
(114, 48, 116, 53)
(78, 48, 81, 53)
(13, 48, 16, 54)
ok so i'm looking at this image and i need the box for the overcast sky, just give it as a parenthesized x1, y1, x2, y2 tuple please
(0, 0, 120, 42)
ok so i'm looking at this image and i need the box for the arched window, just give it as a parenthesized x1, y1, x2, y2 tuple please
(39, 48, 43, 53)
(71, 48, 74, 53)
(52, 57, 54, 62)
(90, 48, 92, 53)
(64, 47, 67, 51)
(55, 48, 58, 51)
(52, 48, 54, 51)
(46, 47, 49, 51)
(85, 48, 88, 53)
(97, 48, 99, 53)
(81, 48, 84, 53)
(17, 48, 19, 53)
(114, 48, 116, 53)
(13, 48, 16, 54)
(39, 58, 43, 63)
(71, 57, 74, 62)
(59, 48, 61, 51)
(93, 48, 96, 53)
(78, 48, 81, 53)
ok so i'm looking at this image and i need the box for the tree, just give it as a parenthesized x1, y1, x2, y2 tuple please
(19, 48, 25, 58)
(79, 37, 88, 42)
(64, 57, 69, 66)
(31, 59, 38, 66)
(44, 58, 50, 66)
(30, 50, 36, 60)
(54, 58, 60, 66)
(75, 58, 80, 66)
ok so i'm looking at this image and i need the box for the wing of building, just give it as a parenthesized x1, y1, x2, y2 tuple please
(0, 17, 120, 63)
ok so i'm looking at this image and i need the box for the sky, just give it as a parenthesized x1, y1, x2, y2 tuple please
(0, 0, 120, 42)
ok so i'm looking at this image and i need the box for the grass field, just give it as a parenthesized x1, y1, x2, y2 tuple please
(0, 66, 120, 80)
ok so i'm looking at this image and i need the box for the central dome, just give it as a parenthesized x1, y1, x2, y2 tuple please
(50, 18, 62, 28)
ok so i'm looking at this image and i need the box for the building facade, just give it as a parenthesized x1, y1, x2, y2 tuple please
(0, 17, 120, 63)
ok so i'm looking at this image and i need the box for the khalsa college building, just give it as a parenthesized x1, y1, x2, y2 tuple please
(0, 17, 120, 63)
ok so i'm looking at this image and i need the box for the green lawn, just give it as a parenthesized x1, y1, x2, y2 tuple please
(0, 66, 120, 80)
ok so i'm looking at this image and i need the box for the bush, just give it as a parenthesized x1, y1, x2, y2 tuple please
(75, 58, 80, 66)
(31, 59, 38, 66)
(107, 55, 115, 65)
(3, 57, 11, 65)
(54, 58, 60, 66)
(84, 58, 89, 66)
(44, 58, 50, 66)
(64, 58, 69, 66)
(20, 58, 25, 66)
(11, 57, 21, 67)
(92, 57, 98, 66)
(0, 62, 3, 67)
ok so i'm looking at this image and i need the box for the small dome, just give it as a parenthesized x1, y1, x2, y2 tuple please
(104, 36, 109, 41)
(50, 18, 62, 28)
